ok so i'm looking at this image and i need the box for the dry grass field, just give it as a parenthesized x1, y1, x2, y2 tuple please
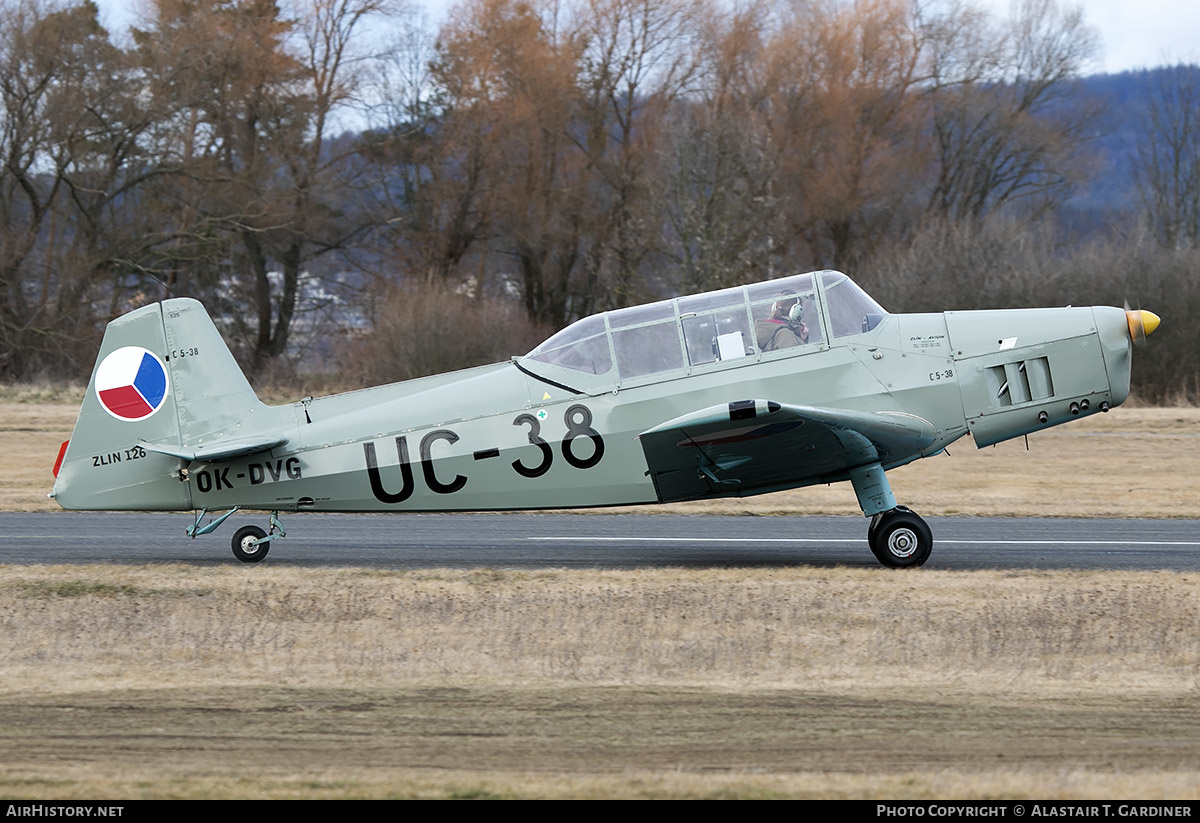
(0, 565, 1198, 799)
(1, 391, 1198, 798)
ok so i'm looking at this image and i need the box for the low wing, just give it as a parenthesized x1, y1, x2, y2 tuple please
(140, 434, 289, 463)
(638, 400, 936, 503)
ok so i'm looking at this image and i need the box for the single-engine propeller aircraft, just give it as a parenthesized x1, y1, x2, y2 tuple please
(50, 270, 1159, 567)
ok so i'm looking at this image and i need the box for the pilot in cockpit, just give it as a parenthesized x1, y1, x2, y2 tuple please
(756, 290, 810, 351)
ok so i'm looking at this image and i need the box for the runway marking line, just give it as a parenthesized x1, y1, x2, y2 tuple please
(530, 537, 1200, 546)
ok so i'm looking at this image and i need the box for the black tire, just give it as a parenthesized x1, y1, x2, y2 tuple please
(231, 525, 269, 563)
(867, 512, 882, 545)
(868, 508, 932, 568)
(867, 504, 910, 546)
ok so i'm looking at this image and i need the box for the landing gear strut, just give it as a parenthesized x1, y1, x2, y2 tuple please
(850, 462, 933, 568)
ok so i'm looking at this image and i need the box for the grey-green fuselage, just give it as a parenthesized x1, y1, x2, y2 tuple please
(53, 297, 1134, 515)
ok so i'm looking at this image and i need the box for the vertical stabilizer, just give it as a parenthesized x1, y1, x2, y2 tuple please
(52, 298, 267, 511)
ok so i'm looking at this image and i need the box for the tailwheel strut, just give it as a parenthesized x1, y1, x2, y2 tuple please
(187, 508, 285, 563)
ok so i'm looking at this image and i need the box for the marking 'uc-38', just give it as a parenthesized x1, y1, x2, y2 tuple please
(50, 270, 1159, 567)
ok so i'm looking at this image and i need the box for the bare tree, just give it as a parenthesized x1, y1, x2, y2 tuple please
(134, 0, 394, 369)
(921, 0, 1100, 223)
(0, 0, 163, 377)
(1134, 63, 1200, 248)
(660, 2, 780, 292)
(395, 0, 705, 326)
(571, 0, 708, 310)
(468, 0, 589, 324)
(788, 0, 927, 265)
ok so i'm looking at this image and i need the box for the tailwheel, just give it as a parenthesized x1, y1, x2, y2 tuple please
(231, 525, 269, 563)
(868, 507, 932, 568)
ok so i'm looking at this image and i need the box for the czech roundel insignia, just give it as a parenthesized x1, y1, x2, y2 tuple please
(95, 346, 170, 422)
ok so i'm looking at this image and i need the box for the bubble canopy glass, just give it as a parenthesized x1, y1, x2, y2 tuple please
(520, 271, 888, 389)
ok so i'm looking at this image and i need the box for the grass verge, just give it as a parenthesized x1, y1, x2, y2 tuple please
(0, 565, 1197, 799)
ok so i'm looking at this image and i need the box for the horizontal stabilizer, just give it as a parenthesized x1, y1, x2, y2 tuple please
(141, 434, 288, 463)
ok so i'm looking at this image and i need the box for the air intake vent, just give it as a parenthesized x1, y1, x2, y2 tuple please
(987, 356, 1053, 407)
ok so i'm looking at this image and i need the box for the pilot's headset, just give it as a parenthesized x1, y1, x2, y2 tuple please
(772, 290, 799, 318)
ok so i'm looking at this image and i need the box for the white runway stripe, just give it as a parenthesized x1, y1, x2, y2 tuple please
(531, 536, 1200, 546)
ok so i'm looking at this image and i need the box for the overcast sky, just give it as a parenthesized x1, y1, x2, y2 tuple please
(977, 0, 1200, 72)
(96, 0, 1198, 76)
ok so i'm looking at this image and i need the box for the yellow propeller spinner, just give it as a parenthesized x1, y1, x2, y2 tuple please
(1125, 309, 1161, 344)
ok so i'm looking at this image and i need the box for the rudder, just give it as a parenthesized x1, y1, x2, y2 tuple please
(160, 298, 267, 450)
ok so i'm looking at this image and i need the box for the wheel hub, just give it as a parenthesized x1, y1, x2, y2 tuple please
(887, 527, 919, 558)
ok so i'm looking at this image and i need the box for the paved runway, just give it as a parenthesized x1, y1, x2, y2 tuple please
(2, 512, 1198, 570)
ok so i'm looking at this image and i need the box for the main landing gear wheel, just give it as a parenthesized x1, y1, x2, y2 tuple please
(231, 525, 269, 563)
(868, 507, 932, 569)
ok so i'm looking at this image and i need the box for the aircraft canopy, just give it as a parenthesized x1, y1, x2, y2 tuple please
(522, 270, 888, 387)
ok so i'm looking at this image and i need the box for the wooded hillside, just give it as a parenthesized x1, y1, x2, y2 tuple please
(2, 0, 1197, 399)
